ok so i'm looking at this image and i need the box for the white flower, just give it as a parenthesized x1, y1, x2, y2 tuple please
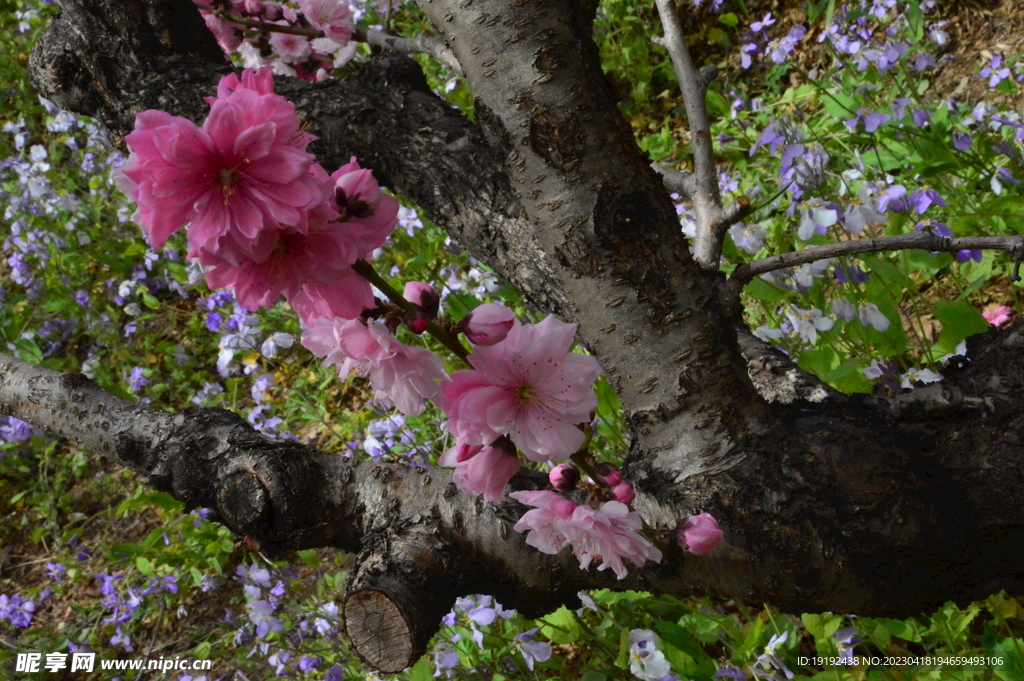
(785, 306, 833, 344)
(900, 367, 942, 389)
(858, 302, 890, 332)
(730, 221, 766, 254)
(793, 258, 831, 288)
(628, 630, 671, 681)
(798, 198, 839, 240)
(831, 298, 855, 322)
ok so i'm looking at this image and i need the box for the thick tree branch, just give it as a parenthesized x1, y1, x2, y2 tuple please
(654, 0, 749, 270)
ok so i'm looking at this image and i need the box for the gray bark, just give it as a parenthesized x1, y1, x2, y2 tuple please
(15, 0, 1024, 671)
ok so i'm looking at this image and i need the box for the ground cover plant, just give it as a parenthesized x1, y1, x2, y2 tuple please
(3, 0, 1024, 679)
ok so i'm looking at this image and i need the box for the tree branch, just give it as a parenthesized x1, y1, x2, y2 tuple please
(727, 232, 1024, 297)
(653, 0, 749, 270)
(214, 10, 463, 75)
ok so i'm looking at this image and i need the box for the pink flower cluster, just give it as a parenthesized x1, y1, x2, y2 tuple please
(119, 69, 397, 325)
(510, 491, 662, 579)
(196, 0, 357, 80)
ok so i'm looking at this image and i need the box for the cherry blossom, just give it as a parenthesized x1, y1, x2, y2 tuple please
(301, 318, 448, 414)
(676, 513, 724, 555)
(119, 70, 324, 262)
(461, 302, 516, 346)
(441, 316, 600, 462)
(438, 438, 520, 505)
(510, 491, 662, 579)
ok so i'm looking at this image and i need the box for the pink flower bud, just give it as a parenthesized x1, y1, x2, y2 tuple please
(403, 281, 440, 319)
(261, 1, 282, 19)
(594, 462, 622, 487)
(676, 512, 723, 556)
(334, 158, 382, 219)
(462, 303, 515, 346)
(549, 463, 580, 491)
(612, 482, 635, 504)
(407, 316, 428, 334)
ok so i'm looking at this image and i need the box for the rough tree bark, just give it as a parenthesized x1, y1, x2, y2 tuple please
(13, 0, 1024, 671)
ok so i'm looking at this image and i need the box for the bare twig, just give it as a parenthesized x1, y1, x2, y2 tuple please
(654, 0, 748, 270)
(354, 27, 462, 75)
(216, 12, 462, 74)
(727, 232, 1024, 296)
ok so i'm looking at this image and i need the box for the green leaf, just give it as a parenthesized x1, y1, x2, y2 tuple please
(540, 606, 580, 644)
(656, 620, 705, 661)
(935, 299, 989, 352)
(718, 12, 738, 27)
(135, 556, 154, 576)
(581, 672, 607, 681)
(408, 654, 435, 681)
(745, 277, 789, 302)
(863, 255, 911, 291)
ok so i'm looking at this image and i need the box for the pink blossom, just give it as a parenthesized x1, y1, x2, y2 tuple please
(440, 316, 600, 462)
(403, 281, 439, 317)
(329, 159, 398, 259)
(510, 492, 662, 579)
(983, 305, 1013, 327)
(548, 463, 579, 492)
(676, 513, 724, 556)
(462, 303, 515, 346)
(297, 0, 354, 43)
(594, 462, 622, 487)
(195, 219, 375, 323)
(201, 12, 244, 53)
(269, 27, 312, 64)
(509, 491, 578, 553)
(438, 438, 521, 505)
(119, 70, 323, 260)
(302, 318, 447, 414)
(611, 482, 635, 504)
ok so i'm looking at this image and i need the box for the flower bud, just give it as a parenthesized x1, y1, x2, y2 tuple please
(462, 303, 515, 346)
(403, 281, 440, 319)
(675, 512, 723, 556)
(334, 158, 382, 219)
(407, 316, 428, 334)
(593, 462, 622, 487)
(611, 482, 635, 504)
(548, 463, 580, 492)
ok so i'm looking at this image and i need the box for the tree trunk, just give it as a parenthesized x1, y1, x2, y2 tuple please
(17, 0, 1024, 671)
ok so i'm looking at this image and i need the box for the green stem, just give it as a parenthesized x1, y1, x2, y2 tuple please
(351, 259, 471, 364)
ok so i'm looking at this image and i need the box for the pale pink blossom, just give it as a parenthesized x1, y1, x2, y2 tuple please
(269, 27, 312, 63)
(438, 439, 520, 505)
(302, 318, 447, 414)
(509, 491, 577, 554)
(119, 70, 323, 261)
(201, 12, 244, 53)
(462, 303, 515, 346)
(298, 0, 354, 44)
(984, 305, 1013, 327)
(510, 492, 662, 579)
(676, 513, 724, 556)
(441, 316, 600, 462)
